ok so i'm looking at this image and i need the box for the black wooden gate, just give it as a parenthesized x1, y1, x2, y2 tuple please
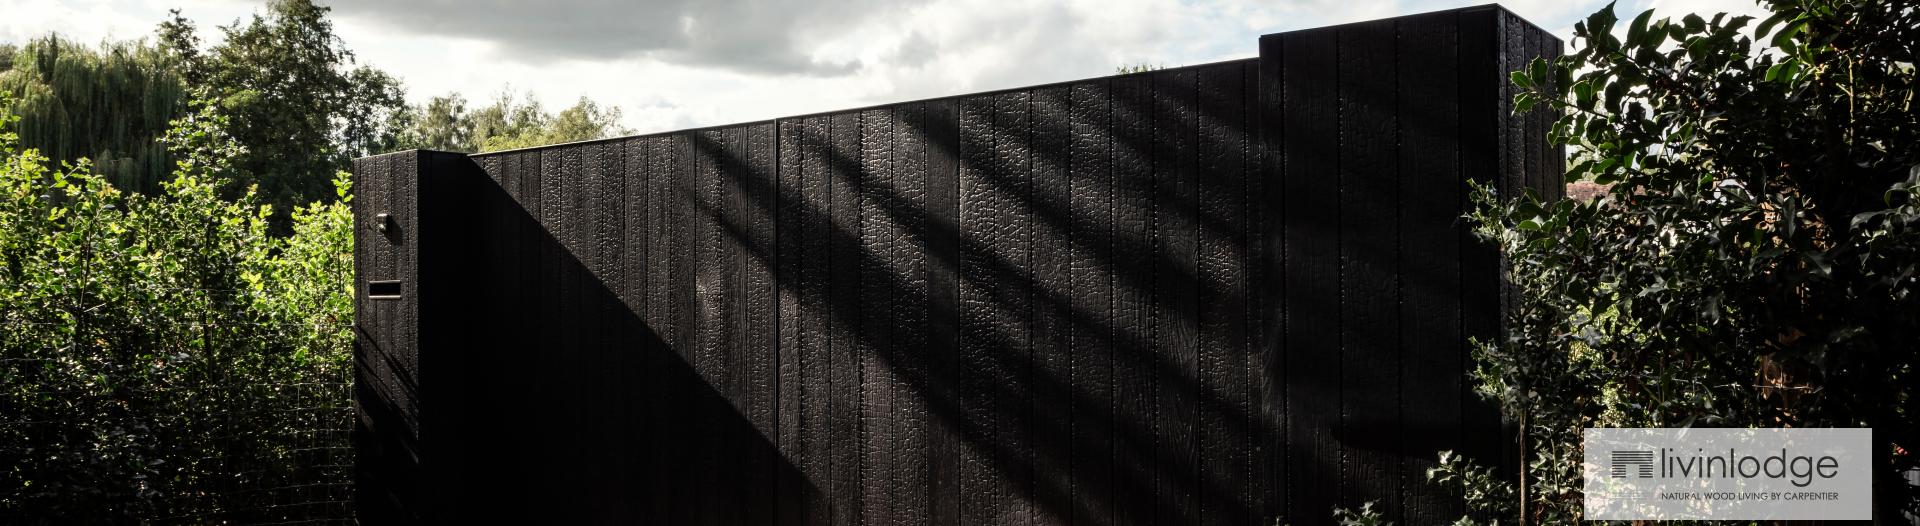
(352, 6, 1560, 524)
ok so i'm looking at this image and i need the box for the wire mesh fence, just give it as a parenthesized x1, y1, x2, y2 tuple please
(0, 353, 354, 524)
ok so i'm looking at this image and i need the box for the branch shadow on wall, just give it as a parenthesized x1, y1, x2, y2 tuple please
(426, 162, 812, 524)
(676, 71, 1273, 524)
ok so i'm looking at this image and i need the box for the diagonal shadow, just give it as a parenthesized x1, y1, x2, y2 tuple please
(423, 160, 813, 524)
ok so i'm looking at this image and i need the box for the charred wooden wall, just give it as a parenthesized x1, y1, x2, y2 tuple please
(352, 6, 1560, 524)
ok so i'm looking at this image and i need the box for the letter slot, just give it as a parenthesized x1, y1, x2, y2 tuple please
(367, 280, 403, 300)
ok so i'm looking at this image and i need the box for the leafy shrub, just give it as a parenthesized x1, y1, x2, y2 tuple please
(1442, 0, 1918, 522)
(0, 93, 355, 523)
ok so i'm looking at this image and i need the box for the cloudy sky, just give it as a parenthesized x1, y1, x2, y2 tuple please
(3, 0, 1765, 135)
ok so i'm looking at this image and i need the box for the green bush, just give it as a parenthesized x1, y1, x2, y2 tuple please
(1442, 0, 1918, 522)
(0, 93, 354, 523)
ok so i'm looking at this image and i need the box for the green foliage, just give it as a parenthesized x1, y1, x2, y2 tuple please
(392, 90, 631, 153)
(389, 93, 474, 152)
(467, 91, 554, 151)
(1114, 62, 1167, 74)
(0, 36, 189, 194)
(1269, 501, 1400, 526)
(0, 91, 354, 522)
(162, 0, 405, 222)
(1426, 450, 1513, 521)
(1332, 501, 1391, 526)
(1456, 0, 1919, 521)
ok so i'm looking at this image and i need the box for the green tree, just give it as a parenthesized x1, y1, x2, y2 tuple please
(161, 0, 405, 219)
(0, 93, 355, 522)
(0, 36, 189, 193)
(466, 90, 553, 151)
(1438, 0, 1918, 522)
(389, 93, 473, 152)
(475, 94, 629, 152)
(393, 90, 631, 153)
(538, 96, 628, 146)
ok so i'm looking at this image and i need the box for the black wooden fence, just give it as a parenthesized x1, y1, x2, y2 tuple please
(352, 5, 1560, 525)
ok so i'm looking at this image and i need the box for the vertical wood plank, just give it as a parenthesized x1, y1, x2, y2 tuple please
(620, 140, 648, 315)
(1244, 54, 1278, 526)
(545, 147, 575, 512)
(677, 134, 706, 523)
(349, 152, 377, 432)
(538, 147, 572, 514)
(1066, 78, 1116, 526)
(1253, 37, 1286, 526)
(1396, 13, 1464, 524)
(589, 141, 625, 521)
(1501, 9, 1527, 200)
(1280, 26, 1342, 525)
(395, 151, 418, 450)
(392, 152, 416, 448)
(1108, 72, 1157, 526)
(888, 103, 933, 526)
(776, 118, 815, 526)
(561, 144, 587, 520)
(1028, 84, 1074, 526)
(1337, 19, 1402, 517)
(743, 123, 782, 525)
(857, 107, 897, 526)
(1196, 62, 1251, 526)
(801, 115, 837, 526)
(957, 93, 1001, 526)
(515, 150, 545, 509)
(991, 89, 1035, 526)
(618, 138, 651, 522)
(1151, 67, 1200, 526)
(922, 98, 964, 526)
(1456, 8, 1513, 485)
(353, 152, 396, 520)
(827, 111, 864, 526)
(644, 135, 692, 523)
(696, 129, 739, 525)
(1537, 32, 1564, 201)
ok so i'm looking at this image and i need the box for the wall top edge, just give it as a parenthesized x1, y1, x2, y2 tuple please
(1258, 3, 1559, 46)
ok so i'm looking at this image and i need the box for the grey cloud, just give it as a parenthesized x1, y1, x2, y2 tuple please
(323, 0, 916, 75)
(888, 30, 937, 67)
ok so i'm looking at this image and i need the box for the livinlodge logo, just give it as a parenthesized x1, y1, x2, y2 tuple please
(1583, 428, 1871, 521)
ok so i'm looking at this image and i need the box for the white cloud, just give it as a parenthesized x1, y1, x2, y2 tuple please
(0, 0, 156, 44)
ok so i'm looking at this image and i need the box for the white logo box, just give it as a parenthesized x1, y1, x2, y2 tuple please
(1584, 428, 1872, 521)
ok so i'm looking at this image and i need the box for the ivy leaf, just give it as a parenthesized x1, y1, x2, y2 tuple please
(1511, 70, 1533, 89)
(1772, 18, 1808, 49)
(1627, 9, 1656, 48)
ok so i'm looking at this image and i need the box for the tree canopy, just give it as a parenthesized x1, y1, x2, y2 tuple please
(159, 0, 405, 218)
(390, 90, 632, 153)
(0, 36, 188, 194)
(1440, 0, 1919, 522)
